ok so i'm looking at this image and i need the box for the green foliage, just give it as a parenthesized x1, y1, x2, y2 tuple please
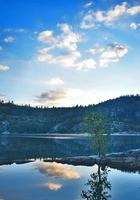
(85, 112, 110, 157)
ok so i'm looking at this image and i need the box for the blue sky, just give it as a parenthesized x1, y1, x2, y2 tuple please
(0, 0, 140, 107)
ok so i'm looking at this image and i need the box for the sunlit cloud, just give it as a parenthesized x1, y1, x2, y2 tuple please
(36, 161, 80, 179)
(4, 36, 15, 43)
(37, 89, 67, 104)
(0, 64, 9, 72)
(47, 77, 64, 86)
(36, 88, 97, 107)
(39, 182, 62, 191)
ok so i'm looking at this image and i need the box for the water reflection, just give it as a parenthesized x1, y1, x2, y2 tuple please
(0, 161, 140, 200)
(0, 197, 4, 200)
(1, 134, 8, 146)
(39, 182, 62, 191)
(0, 135, 140, 161)
(81, 166, 111, 200)
(36, 161, 80, 179)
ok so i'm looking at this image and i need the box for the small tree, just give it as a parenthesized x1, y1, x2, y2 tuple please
(85, 112, 110, 158)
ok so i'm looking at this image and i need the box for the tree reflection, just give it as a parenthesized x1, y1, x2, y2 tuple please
(81, 165, 111, 200)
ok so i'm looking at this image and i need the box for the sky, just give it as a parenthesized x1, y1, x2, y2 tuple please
(0, 0, 140, 107)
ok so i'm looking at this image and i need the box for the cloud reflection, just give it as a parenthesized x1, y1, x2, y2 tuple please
(36, 161, 80, 179)
(40, 182, 62, 191)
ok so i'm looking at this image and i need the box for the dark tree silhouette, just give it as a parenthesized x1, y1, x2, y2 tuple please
(81, 166, 111, 200)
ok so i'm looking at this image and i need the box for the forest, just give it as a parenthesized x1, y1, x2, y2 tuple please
(0, 95, 140, 134)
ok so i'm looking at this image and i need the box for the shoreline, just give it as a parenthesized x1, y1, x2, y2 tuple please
(44, 149, 140, 172)
(0, 149, 140, 172)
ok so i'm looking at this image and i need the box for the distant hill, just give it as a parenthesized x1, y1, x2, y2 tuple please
(0, 95, 140, 134)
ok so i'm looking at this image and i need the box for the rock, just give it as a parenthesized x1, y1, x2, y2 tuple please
(44, 149, 140, 171)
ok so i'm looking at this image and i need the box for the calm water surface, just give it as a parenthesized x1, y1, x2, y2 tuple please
(0, 161, 140, 200)
(0, 134, 140, 159)
(0, 134, 140, 200)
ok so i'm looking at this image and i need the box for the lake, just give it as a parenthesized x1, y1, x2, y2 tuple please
(0, 134, 140, 160)
(0, 161, 140, 200)
(0, 134, 140, 200)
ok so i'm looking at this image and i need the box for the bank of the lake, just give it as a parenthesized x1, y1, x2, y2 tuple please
(45, 149, 140, 172)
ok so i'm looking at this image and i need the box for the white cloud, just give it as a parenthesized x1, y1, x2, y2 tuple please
(127, 5, 140, 15)
(37, 47, 53, 62)
(84, 1, 93, 8)
(4, 36, 15, 43)
(130, 22, 140, 30)
(38, 30, 56, 44)
(52, 51, 81, 68)
(0, 64, 9, 72)
(47, 77, 64, 85)
(57, 23, 81, 51)
(97, 2, 128, 24)
(38, 48, 80, 66)
(80, 2, 140, 28)
(99, 43, 128, 67)
(75, 58, 96, 71)
(38, 48, 96, 71)
(80, 11, 95, 29)
(89, 46, 104, 55)
(37, 24, 96, 71)
(38, 24, 81, 52)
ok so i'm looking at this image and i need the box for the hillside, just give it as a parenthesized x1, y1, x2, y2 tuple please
(0, 95, 140, 134)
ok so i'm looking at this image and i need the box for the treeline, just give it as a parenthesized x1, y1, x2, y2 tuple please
(0, 95, 140, 133)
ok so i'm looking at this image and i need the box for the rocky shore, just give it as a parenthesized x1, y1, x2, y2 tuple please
(0, 149, 140, 172)
(45, 149, 140, 172)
